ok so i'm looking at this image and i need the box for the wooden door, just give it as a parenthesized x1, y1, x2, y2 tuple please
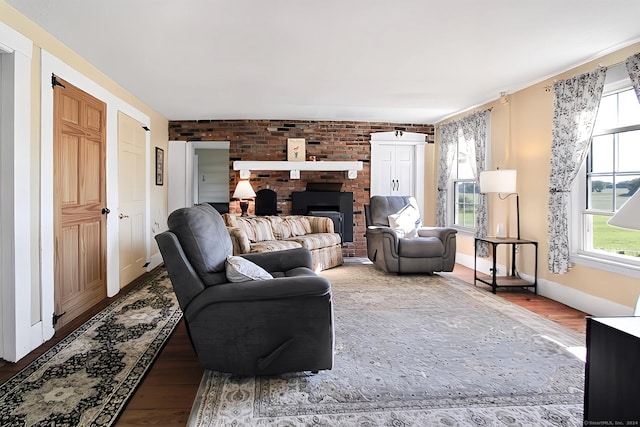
(118, 112, 147, 287)
(53, 77, 107, 329)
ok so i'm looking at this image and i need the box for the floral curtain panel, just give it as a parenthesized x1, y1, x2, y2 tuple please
(547, 67, 606, 274)
(626, 52, 640, 102)
(460, 110, 490, 257)
(436, 122, 458, 227)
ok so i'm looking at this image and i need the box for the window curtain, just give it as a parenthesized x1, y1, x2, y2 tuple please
(436, 122, 458, 227)
(626, 52, 640, 102)
(547, 67, 607, 274)
(460, 110, 490, 257)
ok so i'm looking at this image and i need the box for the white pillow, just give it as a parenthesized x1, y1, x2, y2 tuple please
(388, 203, 421, 238)
(225, 256, 273, 282)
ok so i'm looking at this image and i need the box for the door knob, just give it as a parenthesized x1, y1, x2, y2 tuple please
(101, 208, 110, 215)
(119, 213, 129, 219)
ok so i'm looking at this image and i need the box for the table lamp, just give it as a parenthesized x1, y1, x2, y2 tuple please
(479, 169, 519, 239)
(232, 180, 256, 217)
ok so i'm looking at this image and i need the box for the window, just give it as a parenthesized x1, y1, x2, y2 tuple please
(577, 81, 640, 269)
(453, 130, 479, 229)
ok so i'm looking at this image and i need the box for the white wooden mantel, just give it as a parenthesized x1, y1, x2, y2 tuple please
(233, 160, 363, 179)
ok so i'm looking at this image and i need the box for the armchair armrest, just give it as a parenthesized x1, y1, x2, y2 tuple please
(241, 247, 314, 272)
(417, 227, 457, 242)
(227, 226, 251, 254)
(185, 274, 331, 324)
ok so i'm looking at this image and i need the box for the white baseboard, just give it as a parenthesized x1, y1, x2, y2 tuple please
(456, 253, 632, 317)
(147, 253, 164, 272)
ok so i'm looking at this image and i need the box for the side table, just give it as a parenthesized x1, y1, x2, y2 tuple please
(474, 236, 538, 294)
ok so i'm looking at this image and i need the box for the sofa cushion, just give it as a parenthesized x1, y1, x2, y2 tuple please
(225, 255, 274, 282)
(235, 217, 275, 242)
(285, 233, 342, 251)
(398, 236, 445, 258)
(271, 216, 312, 239)
(249, 240, 302, 253)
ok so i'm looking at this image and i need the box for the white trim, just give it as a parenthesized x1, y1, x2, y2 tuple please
(369, 131, 427, 216)
(0, 22, 33, 362)
(40, 50, 151, 346)
(456, 251, 632, 316)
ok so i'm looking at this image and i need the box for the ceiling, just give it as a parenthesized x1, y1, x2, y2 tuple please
(7, 0, 640, 123)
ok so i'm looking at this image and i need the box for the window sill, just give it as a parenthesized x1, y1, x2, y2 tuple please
(571, 252, 640, 279)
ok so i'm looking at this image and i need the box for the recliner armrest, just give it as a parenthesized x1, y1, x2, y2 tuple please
(417, 227, 457, 242)
(186, 275, 332, 320)
(240, 247, 314, 272)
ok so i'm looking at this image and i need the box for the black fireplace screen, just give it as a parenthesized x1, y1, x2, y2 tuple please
(291, 190, 353, 242)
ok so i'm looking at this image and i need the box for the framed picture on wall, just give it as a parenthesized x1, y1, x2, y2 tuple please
(287, 138, 305, 161)
(155, 147, 164, 185)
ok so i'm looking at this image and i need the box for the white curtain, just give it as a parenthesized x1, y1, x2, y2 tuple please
(436, 122, 458, 227)
(460, 110, 490, 257)
(627, 52, 640, 102)
(547, 67, 606, 274)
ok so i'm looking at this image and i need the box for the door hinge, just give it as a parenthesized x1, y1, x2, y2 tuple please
(51, 74, 66, 89)
(143, 262, 150, 268)
(142, 126, 150, 131)
(52, 311, 66, 327)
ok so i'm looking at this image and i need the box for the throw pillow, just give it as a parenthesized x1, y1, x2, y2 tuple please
(225, 256, 274, 282)
(388, 203, 421, 238)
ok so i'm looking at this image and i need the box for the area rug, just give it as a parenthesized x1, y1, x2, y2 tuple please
(189, 262, 586, 426)
(0, 269, 181, 426)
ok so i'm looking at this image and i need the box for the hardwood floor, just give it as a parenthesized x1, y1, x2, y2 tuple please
(0, 263, 589, 426)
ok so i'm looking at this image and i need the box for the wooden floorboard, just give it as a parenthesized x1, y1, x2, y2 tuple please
(0, 263, 589, 425)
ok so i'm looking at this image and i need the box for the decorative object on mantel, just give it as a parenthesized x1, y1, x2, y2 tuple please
(233, 160, 363, 180)
(232, 180, 256, 216)
(287, 138, 305, 161)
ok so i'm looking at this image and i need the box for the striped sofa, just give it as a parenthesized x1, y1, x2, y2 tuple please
(222, 214, 343, 271)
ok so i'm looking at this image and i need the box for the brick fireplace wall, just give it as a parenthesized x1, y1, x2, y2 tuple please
(168, 120, 435, 258)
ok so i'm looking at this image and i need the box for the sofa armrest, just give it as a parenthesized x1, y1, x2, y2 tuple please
(227, 226, 251, 254)
(307, 216, 335, 234)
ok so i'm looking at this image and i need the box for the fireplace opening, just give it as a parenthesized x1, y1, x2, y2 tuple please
(291, 184, 353, 242)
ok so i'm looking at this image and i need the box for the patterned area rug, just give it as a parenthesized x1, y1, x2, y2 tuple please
(0, 269, 181, 426)
(189, 262, 586, 426)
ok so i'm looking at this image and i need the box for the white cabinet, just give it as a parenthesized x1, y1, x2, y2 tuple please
(370, 131, 426, 215)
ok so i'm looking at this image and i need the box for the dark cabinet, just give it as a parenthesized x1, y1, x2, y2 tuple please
(584, 316, 640, 423)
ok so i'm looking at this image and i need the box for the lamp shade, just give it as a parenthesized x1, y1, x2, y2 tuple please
(608, 190, 640, 231)
(479, 169, 517, 194)
(232, 180, 256, 200)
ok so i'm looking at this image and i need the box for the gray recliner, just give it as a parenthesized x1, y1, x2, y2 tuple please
(365, 195, 457, 274)
(155, 204, 334, 376)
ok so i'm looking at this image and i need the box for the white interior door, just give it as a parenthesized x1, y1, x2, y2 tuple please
(118, 112, 147, 287)
(394, 144, 415, 196)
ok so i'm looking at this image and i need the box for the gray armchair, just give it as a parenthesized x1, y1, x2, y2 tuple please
(155, 204, 334, 375)
(365, 195, 457, 274)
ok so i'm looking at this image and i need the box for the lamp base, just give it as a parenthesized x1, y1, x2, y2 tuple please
(239, 201, 249, 217)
